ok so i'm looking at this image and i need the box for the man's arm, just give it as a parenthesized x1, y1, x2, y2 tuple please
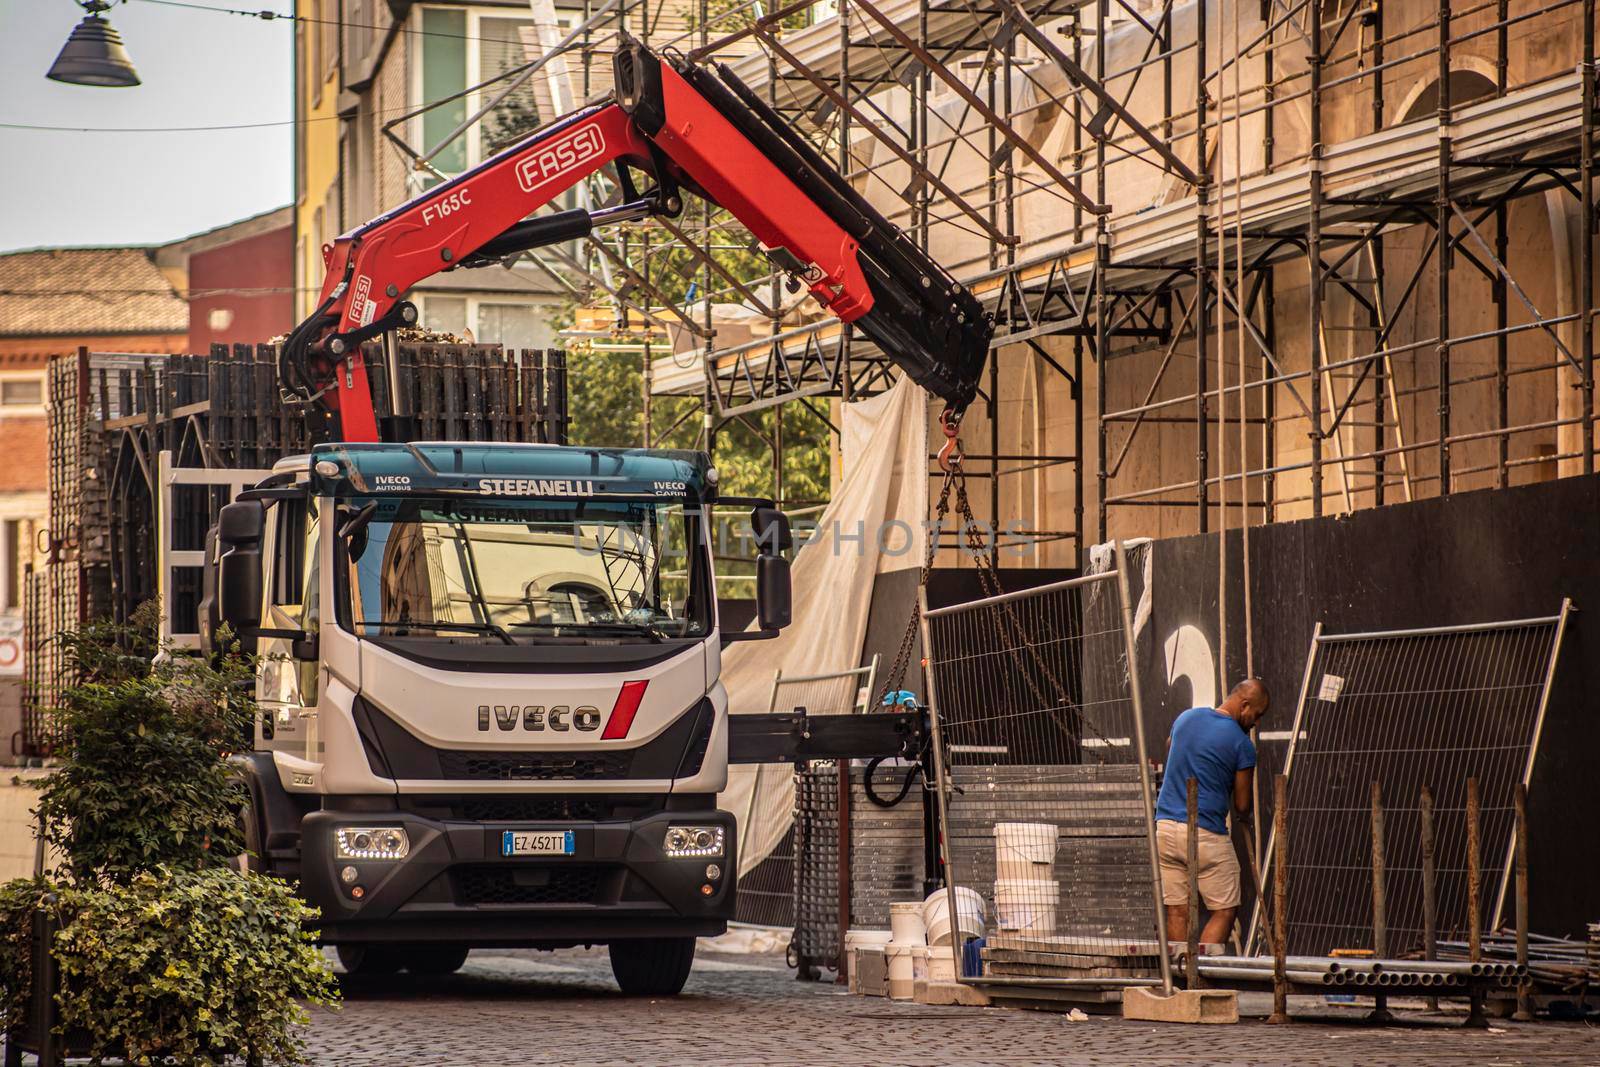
(1233, 767, 1254, 817)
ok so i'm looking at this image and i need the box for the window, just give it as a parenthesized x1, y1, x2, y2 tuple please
(272, 499, 319, 620)
(340, 496, 710, 640)
(477, 302, 545, 350)
(420, 8, 468, 175)
(415, 294, 557, 349)
(420, 295, 468, 337)
(415, 6, 577, 173)
(0, 378, 44, 409)
(2, 520, 19, 612)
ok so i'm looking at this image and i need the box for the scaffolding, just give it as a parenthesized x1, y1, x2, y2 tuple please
(385, 0, 1597, 563)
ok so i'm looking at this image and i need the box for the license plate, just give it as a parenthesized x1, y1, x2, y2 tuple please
(502, 829, 576, 857)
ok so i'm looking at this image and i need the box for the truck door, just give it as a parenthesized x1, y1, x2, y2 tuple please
(257, 495, 322, 760)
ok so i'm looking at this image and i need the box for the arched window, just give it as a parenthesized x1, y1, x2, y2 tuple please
(1399, 70, 1497, 124)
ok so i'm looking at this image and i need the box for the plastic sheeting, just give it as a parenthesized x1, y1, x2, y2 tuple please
(719, 378, 928, 877)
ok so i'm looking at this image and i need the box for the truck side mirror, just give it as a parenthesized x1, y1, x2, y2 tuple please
(217, 500, 266, 641)
(751, 506, 792, 554)
(756, 553, 791, 631)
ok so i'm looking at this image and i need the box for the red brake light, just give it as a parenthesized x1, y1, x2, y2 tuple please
(602, 680, 649, 739)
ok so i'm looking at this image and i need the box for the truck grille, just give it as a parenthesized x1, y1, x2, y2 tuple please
(452, 795, 616, 821)
(437, 750, 631, 781)
(455, 864, 606, 906)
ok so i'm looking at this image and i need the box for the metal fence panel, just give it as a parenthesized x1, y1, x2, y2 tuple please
(1248, 603, 1571, 957)
(921, 550, 1168, 991)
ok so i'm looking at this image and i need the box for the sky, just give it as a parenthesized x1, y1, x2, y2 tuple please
(0, 0, 294, 252)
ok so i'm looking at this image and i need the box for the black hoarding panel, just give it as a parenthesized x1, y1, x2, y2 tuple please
(1133, 473, 1598, 938)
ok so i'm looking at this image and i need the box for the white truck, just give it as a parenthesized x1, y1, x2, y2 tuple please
(212, 442, 796, 993)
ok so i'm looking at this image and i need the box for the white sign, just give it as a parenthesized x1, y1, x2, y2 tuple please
(1317, 672, 1345, 703)
(0, 615, 23, 676)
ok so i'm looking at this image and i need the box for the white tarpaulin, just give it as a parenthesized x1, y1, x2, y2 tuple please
(719, 377, 928, 876)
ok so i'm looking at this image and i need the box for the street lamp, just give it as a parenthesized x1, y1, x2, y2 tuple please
(47, 1, 141, 88)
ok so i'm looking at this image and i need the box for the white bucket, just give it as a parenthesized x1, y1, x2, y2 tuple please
(995, 821, 1058, 882)
(886, 944, 916, 1000)
(994, 878, 1060, 936)
(889, 901, 927, 946)
(844, 929, 893, 989)
(923, 886, 985, 947)
(927, 944, 959, 982)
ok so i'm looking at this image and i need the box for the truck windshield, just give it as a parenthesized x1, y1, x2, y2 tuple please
(337, 496, 710, 641)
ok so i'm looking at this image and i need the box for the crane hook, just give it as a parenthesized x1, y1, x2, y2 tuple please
(937, 407, 964, 472)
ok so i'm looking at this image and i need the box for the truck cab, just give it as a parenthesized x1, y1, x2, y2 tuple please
(210, 441, 791, 993)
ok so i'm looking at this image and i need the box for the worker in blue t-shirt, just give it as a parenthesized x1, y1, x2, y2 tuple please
(1153, 678, 1271, 947)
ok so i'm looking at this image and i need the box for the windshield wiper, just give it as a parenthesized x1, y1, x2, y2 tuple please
(368, 619, 516, 645)
(583, 620, 671, 643)
(506, 619, 672, 643)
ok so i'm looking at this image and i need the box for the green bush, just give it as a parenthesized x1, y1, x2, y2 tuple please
(0, 878, 64, 1033)
(35, 608, 256, 884)
(51, 868, 337, 1066)
(0, 607, 341, 1061)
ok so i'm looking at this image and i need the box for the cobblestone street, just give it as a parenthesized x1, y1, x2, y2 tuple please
(304, 947, 1600, 1066)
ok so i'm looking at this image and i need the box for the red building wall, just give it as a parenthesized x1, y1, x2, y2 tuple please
(186, 224, 294, 349)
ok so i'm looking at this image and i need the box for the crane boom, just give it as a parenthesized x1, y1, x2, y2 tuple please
(282, 41, 992, 442)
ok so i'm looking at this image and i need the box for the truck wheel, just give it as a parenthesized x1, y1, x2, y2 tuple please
(336, 944, 405, 976)
(609, 937, 696, 996)
(230, 800, 264, 875)
(406, 946, 470, 975)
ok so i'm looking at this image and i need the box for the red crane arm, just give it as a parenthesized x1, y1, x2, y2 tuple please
(282, 42, 991, 442)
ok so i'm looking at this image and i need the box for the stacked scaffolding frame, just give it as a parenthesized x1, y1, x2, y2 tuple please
(387, 0, 1595, 564)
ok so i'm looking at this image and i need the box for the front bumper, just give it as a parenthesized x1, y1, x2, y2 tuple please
(302, 807, 737, 946)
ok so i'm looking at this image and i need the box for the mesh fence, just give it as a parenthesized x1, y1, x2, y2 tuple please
(922, 567, 1167, 989)
(1249, 605, 1570, 957)
(733, 662, 878, 934)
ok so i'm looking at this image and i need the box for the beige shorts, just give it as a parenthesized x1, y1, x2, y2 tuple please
(1156, 820, 1241, 910)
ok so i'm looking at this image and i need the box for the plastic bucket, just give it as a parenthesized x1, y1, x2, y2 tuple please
(844, 929, 893, 989)
(923, 886, 985, 947)
(995, 821, 1057, 881)
(927, 944, 959, 982)
(994, 878, 1059, 936)
(886, 944, 916, 1000)
(889, 901, 927, 946)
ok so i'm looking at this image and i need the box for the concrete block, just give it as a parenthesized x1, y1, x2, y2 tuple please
(913, 980, 992, 1007)
(1120, 986, 1239, 1024)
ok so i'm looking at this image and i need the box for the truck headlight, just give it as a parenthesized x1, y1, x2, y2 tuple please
(664, 825, 724, 858)
(335, 826, 410, 861)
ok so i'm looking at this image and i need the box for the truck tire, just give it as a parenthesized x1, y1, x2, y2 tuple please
(406, 946, 471, 975)
(609, 937, 696, 996)
(336, 944, 405, 976)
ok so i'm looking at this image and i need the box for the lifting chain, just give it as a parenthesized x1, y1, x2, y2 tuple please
(881, 418, 1117, 758)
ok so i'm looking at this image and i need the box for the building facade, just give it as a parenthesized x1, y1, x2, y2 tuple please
(156, 207, 296, 351)
(292, 0, 576, 346)
(0, 245, 189, 748)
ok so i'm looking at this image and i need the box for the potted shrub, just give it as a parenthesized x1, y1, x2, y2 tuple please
(0, 607, 337, 1064)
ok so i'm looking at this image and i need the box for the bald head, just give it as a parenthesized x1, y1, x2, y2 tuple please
(1224, 678, 1271, 730)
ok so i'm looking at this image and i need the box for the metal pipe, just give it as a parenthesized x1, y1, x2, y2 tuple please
(1187, 776, 1202, 989)
(1269, 774, 1290, 1024)
(1467, 777, 1482, 964)
(1420, 783, 1438, 969)
(1248, 626, 1320, 954)
(1114, 540, 1174, 997)
(1198, 965, 1340, 986)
